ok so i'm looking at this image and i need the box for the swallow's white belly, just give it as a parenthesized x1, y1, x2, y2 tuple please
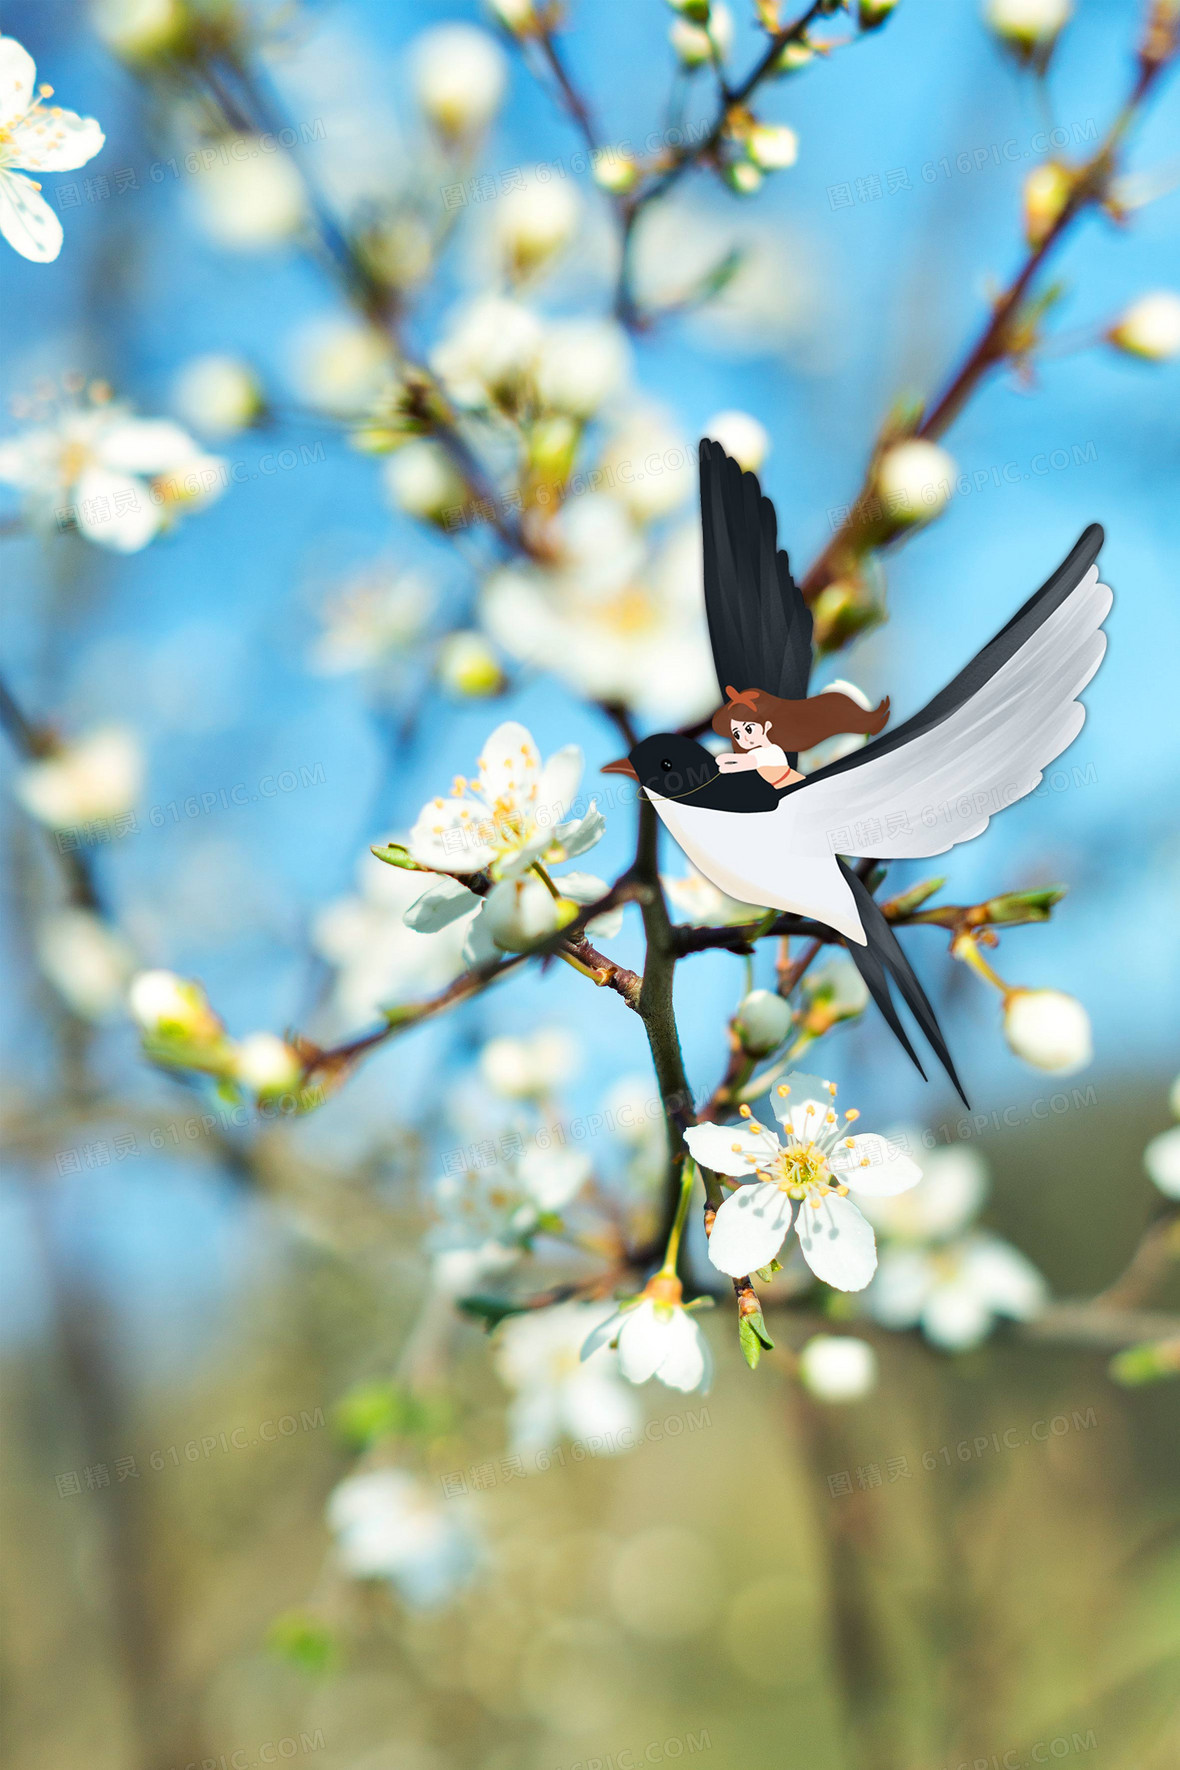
(649, 793, 867, 945)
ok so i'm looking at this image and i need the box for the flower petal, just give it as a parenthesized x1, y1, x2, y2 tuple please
(866, 1246, 933, 1328)
(580, 1306, 626, 1363)
(74, 466, 160, 551)
(706, 1181, 792, 1277)
(616, 1299, 666, 1384)
(408, 796, 497, 874)
(654, 1308, 711, 1394)
(795, 1191, 877, 1291)
(831, 1133, 923, 1196)
(476, 720, 539, 804)
(772, 1070, 835, 1131)
(684, 1120, 776, 1177)
(97, 418, 204, 475)
(9, 105, 104, 173)
(0, 168, 63, 262)
(554, 800, 605, 859)
(535, 743, 583, 827)
(920, 1281, 993, 1351)
(958, 1234, 1046, 1320)
(0, 37, 36, 131)
(403, 876, 480, 933)
(516, 1145, 591, 1211)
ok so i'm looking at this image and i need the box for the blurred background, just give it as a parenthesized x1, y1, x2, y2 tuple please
(2, 2, 1178, 1767)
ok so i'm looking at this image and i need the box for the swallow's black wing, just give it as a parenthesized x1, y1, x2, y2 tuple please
(699, 438, 812, 707)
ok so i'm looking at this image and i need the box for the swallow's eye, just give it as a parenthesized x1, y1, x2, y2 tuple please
(660, 757, 672, 771)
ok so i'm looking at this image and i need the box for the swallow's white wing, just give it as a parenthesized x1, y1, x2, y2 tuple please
(782, 532, 1110, 861)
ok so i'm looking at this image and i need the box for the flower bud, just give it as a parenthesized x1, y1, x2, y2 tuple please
(798, 1335, 878, 1402)
(670, 5, 733, 66)
(192, 142, 305, 251)
(233, 1032, 303, 1097)
(735, 988, 793, 1055)
(1003, 987, 1092, 1073)
(985, 0, 1071, 59)
(494, 179, 580, 282)
(482, 877, 577, 950)
(724, 160, 763, 196)
(666, 0, 712, 20)
(746, 124, 798, 171)
(173, 354, 263, 437)
(383, 440, 467, 522)
(703, 410, 769, 472)
(15, 727, 142, 831)
(91, 0, 190, 61)
(772, 41, 814, 74)
(437, 631, 505, 697)
(36, 910, 134, 1021)
(1108, 291, 1180, 361)
(1143, 1125, 1180, 1200)
(487, 0, 538, 32)
(412, 24, 507, 138)
(128, 969, 217, 1040)
(1023, 161, 1073, 246)
(593, 149, 639, 195)
(859, 0, 900, 26)
(874, 439, 957, 524)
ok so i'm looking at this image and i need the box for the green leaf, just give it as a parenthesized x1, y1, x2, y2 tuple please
(332, 1381, 456, 1448)
(738, 1315, 764, 1370)
(1109, 1340, 1180, 1386)
(267, 1611, 339, 1675)
(754, 1259, 783, 1283)
(982, 885, 1066, 925)
(457, 1294, 533, 1330)
(370, 842, 430, 871)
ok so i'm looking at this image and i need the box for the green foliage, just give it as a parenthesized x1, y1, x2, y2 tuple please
(333, 1380, 456, 1448)
(267, 1611, 339, 1676)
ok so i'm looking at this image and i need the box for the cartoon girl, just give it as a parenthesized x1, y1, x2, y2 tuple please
(711, 685, 891, 787)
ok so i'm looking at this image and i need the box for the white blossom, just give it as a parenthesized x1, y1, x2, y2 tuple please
(92, 0, 186, 60)
(856, 1141, 989, 1242)
(670, 6, 733, 67)
(746, 125, 798, 172)
(15, 726, 141, 829)
(703, 410, 770, 472)
(1144, 1125, 1180, 1200)
(494, 175, 580, 281)
(383, 439, 467, 521)
(582, 1276, 712, 1394)
(0, 36, 104, 262)
(127, 968, 216, 1039)
(432, 296, 543, 409)
(1108, 291, 1180, 362)
(290, 316, 396, 413)
(495, 1302, 641, 1453)
(1003, 988, 1092, 1073)
(868, 1232, 1046, 1350)
(875, 439, 957, 523)
(232, 1032, 302, 1097)
(600, 412, 695, 522)
(984, 0, 1071, 50)
(480, 874, 575, 950)
(428, 1142, 591, 1292)
(310, 567, 431, 676)
(326, 1469, 478, 1607)
(664, 866, 764, 926)
(407, 720, 603, 883)
(685, 1073, 922, 1290)
(735, 989, 792, 1057)
(172, 354, 262, 436)
(798, 1334, 878, 1402)
(412, 24, 507, 138)
(192, 140, 305, 250)
(534, 320, 629, 418)
(0, 390, 225, 551)
(436, 631, 504, 697)
(479, 1028, 579, 1100)
(35, 909, 134, 1020)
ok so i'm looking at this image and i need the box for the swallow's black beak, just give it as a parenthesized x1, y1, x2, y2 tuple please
(600, 757, 638, 779)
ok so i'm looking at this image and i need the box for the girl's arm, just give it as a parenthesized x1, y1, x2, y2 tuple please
(716, 744, 787, 773)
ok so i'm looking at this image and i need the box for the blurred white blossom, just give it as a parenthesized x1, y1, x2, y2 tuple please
(664, 866, 764, 926)
(857, 1141, 988, 1242)
(686, 1074, 922, 1289)
(745, 124, 798, 173)
(669, 5, 733, 67)
(703, 410, 770, 472)
(495, 1302, 641, 1453)
(869, 1232, 1046, 1350)
(798, 1334, 878, 1402)
(479, 1028, 579, 1100)
(91, 0, 187, 60)
(428, 1141, 591, 1293)
(436, 631, 505, 698)
(1003, 988, 1092, 1073)
(384, 439, 467, 521)
(192, 139, 306, 249)
(0, 389, 225, 550)
(172, 354, 263, 436)
(291, 315, 397, 413)
(232, 1032, 302, 1098)
(734, 989, 792, 1057)
(534, 320, 629, 418)
(875, 439, 957, 523)
(15, 726, 142, 829)
(431, 296, 543, 409)
(326, 1468, 478, 1607)
(310, 566, 430, 675)
(494, 174, 581, 282)
(412, 23, 507, 138)
(35, 909, 134, 1020)
(128, 968, 218, 1040)
(1144, 1126, 1180, 1199)
(0, 35, 104, 262)
(1108, 291, 1180, 362)
(985, 0, 1071, 53)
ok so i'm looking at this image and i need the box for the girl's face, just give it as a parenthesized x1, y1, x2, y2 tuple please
(731, 719, 768, 751)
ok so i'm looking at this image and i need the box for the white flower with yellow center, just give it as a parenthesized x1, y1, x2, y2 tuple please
(0, 36, 104, 262)
(0, 386, 225, 550)
(407, 720, 603, 884)
(685, 1073, 922, 1289)
(495, 1302, 640, 1454)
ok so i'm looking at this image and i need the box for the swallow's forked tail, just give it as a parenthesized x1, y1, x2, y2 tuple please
(838, 862, 970, 1108)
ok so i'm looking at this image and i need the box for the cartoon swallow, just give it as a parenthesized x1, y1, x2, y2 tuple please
(603, 439, 1112, 1103)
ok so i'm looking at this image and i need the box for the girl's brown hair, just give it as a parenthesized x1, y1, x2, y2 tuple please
(711, 684, 891, 752)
